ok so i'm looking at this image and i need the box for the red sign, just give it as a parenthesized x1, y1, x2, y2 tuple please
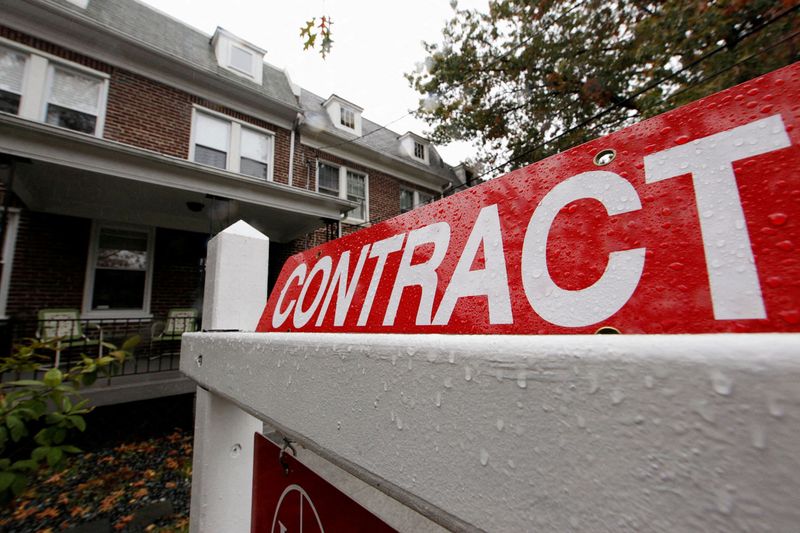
(259, 63, 800, 335)
(251, 433, 396, 532)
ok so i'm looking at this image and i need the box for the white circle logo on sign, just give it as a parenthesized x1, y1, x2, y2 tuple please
(271, 484, 325, 533)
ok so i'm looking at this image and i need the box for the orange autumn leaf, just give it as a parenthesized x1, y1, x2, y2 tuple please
(165, 458, 179, 470)
(13, 503, 37, 521)
(144, 469, 158, 479)
(36, 507, 59, 520)
(70, 506, 89, 518)
(133, 488, 148, 499)
(99, 489, 124, 513)
(164, 481, 177, 489)
(131, 479, 146, 487)
(113, 514, 134, 530)
(57, 493, 70, 505)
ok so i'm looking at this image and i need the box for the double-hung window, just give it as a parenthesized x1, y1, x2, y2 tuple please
(0, 46, 25, 114)
(317, 162, 369, 223)
(191, 109, 274, 181)
(340, 107, 355, 129)
(400, 188, 435, 213)
(45, 66, 104, 134)
(0, 40, 108, 135)
(84, 223, 154, 317)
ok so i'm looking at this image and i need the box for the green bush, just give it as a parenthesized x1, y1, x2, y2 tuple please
(0, 335, 139, 502)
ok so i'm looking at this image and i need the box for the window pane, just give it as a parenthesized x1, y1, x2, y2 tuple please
(195, 112, 230, 151)
(414, 141, 425, 159)
(346, 171, 366, 220)
(340, 107, 354, 128)
(230, 45, 253, 73)
(92, 227, 149, 310)
(241, 158, 268, 179)
(241, 128, 269, 162)
(45, 104, 97, 134)
(346, 171, 365, 198)
(318, 163, 339, 195)
(400, 189, 414, 213)
(194, 145, 227, 169)
(96, 228, 147, 270)
(418, 191, 434, 206)
(0, 90, 20, 115)
(0, 47, 25, 96)
(92, 269, 146, 309)
(49, 67, 100, 114)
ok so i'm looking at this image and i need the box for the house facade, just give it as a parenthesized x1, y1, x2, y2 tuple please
(0, 0, 461, 403)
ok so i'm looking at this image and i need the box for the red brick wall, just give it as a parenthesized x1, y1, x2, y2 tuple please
(0, 25, 293, 183)
(7, 212, 91, 321)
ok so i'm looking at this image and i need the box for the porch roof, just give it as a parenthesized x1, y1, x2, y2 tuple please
(0, 115, 356, 242)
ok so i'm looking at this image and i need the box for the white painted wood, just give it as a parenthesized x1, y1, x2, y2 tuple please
(0, 208, 20, 319)
(201, 220, 269, 332)
(187, 221, 267, 533)
(182, 332, 800, 533)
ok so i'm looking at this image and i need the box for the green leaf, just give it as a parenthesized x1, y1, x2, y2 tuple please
(34, 429, 50, 446)
(46, 446, 63, 467)
(11, 459, 38, 471)
(0, 471, 15, 491)
(44, 367, 63, 387)
(61, 445, 81, 454)
(31, 446, 48, 462)
(122, 335, 141, 351)
(52, 428, 66, 445)
(7, 380, 46, 387)
(68, 416, 86, 432)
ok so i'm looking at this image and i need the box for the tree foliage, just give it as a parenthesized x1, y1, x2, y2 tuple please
(409, 0, 800, 174)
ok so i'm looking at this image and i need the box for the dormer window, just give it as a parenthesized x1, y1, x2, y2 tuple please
(340, 107, 355, 129)
(212, 27, 265, 83)
(323, 94, 363, 136)
(413, 141, 426, 160)
(399, 132, 430, 165)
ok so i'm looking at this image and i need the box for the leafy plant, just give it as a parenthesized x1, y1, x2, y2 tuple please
(0, 335, 139, 502)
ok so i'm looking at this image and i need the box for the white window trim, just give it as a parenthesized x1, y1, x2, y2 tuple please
(0, 36, 109, 137)
(315, 159, 369, 225)
(189, 106, 275, 181)
(400, 187, 436, 213)
(340, 106, 356, 130)
(81, 221, 155, 319)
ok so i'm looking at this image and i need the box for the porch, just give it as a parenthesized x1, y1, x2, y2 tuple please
(0, 315, 196, 406)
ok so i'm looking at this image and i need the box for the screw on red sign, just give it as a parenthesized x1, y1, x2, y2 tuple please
(259, 63, 800, 335)
(251, 434, 397, 533)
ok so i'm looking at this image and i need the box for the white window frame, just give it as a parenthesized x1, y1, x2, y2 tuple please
(340, 106, 355, 130)
(189, 106, 275, 181)
(0, 36, 109, 137)
(82, 221, 155, 319)
(315, 159, 369, 225)
(413, 141, 426, 161)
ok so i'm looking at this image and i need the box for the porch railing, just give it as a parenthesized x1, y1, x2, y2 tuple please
(0, 316, 194, 382)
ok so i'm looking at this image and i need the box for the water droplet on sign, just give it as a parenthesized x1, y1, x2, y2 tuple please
(710, 370, 733, 396)
(480, 449, 489, 466)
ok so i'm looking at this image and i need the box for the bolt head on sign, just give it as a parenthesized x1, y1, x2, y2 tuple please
(260, 62, 800, 335)
(251, 434, 396, 532)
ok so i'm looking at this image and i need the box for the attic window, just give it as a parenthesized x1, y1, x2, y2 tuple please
(340, 107, 355, 129)
(229, 45, 253, 75)
(413, 141, 426, 160)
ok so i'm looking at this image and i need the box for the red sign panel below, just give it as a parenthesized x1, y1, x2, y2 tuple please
(259, 63, 800, 335)
(251, 433, 396, 532)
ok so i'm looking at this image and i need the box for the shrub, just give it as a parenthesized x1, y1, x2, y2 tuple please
(0, 336, 139, 502)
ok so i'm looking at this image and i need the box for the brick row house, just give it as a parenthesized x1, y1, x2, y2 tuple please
(0, 0, 466, 403)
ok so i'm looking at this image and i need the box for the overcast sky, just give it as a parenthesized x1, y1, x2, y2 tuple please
(139, 0, 489, 166)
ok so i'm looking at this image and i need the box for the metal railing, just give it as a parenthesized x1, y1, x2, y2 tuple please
(0, 316, 196, 382)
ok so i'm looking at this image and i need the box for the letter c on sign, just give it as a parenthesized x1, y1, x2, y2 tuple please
(521, 171, 646, 327)
(272, 263, 307, 328)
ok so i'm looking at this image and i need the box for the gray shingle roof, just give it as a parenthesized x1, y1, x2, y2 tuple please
(300, 90, 455, 184)
(42, 0, 298, 108)
(39, 0, 455, 183)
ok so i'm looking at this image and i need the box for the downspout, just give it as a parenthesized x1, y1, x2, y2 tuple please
(288, 112, 303, 187)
